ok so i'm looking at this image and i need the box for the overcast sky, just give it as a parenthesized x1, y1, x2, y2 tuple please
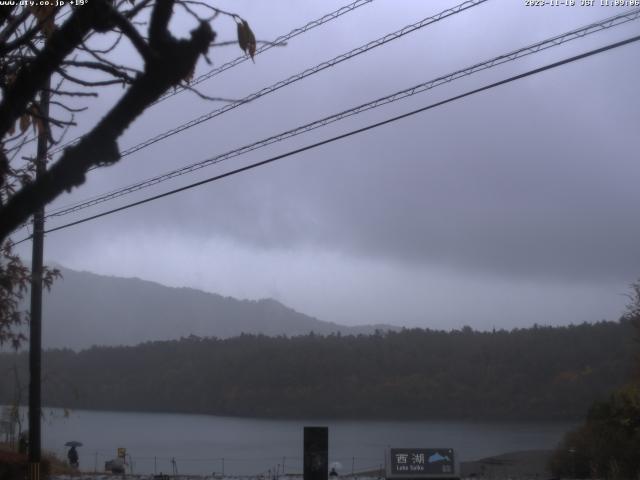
(13, 0, 640, 330)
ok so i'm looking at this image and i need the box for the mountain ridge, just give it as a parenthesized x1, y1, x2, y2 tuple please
(28, 266, 397, 350)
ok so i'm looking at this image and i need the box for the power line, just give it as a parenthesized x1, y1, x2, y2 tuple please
(51, 0, 488, 164)
(46, 0, 377, 156)
(46, 0, 489, 216)
(156, 0, 376, 103)
(11, 33, 636, 245)
(46, 7, 640, 219)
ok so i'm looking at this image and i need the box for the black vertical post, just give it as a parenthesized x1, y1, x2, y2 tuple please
(28, 81, 49, 480)
(304, 426, 328, 480)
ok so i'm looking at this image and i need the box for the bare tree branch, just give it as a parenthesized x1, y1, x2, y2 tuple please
(49, 101, 88, 113)
(123, 0, 155, 20)
(212, 39, 286, 47)
(0, 5, 95, 138)
(179, 83, 238, 102)
(62, 60, 140, 81)
(109, 6, 155, 63)
(56, 67, 134, 86)
(0, 9, 31, 53)
(46, 89, 98, 98)
(79, 32, 123, 55)
(0, 0, 216, 242)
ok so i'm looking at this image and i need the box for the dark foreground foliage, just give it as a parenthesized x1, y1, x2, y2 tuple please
(548, 385, 640, 479)
(549, 282, 640, 479)
(0, 320, 634, 420)
(0, 449, 51, 480)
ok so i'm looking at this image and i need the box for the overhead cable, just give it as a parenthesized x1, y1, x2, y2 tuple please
(45, 0, 377, 156)
(50, 0, 488, 162)
(156, 0, 377, 103)
(46, 7, 640, 219)
(8, 32, 635, 246)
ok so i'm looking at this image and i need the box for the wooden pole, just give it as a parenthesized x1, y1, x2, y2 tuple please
(28, 78, 50, 480)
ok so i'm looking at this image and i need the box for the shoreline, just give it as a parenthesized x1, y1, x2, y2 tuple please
(460, 450, 552, 478)
(47, 450, 553, 480)
(6, 403, 585, 423)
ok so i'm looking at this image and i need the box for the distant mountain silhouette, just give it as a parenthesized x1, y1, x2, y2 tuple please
(29, 266, 396, 350)
(428, 453, 451, 463)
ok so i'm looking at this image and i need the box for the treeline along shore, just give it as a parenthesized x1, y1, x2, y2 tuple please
(0, 320, 634, 420)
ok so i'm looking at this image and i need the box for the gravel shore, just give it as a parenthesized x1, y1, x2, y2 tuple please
(460, 450, 552, 479)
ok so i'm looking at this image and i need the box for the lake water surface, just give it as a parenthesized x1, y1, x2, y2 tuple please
(35, 408, 574, 476)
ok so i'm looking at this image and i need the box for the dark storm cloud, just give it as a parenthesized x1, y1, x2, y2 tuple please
(19, 0, 640, 328)
(97, 36, 639, 284)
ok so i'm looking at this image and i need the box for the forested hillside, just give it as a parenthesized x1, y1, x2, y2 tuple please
(0, 321, 634, 420)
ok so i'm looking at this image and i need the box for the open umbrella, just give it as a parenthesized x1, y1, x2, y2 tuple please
(64, 441, 83, 448)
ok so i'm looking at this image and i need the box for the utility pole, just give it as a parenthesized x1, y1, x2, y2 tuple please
(28, 79, 50, 480)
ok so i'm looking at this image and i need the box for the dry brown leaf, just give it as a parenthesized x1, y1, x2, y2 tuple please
(183, 65, 196, 84)
(19, 114, 30, 133)
(29, 5, 56, 38)
(244, 20, 256, 61)
(237, 20, 256, 61)
(27, 104, 43, 136)
(237, 21, 248, 54)
(33, 117, 44, 136)
(6, 73, 16, 88)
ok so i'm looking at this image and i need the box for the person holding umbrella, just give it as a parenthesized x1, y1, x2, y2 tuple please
(65, 441, 82, 468)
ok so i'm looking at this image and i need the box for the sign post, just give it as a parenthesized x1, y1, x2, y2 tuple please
(387, 448, 459, 480)
(303, 427, 328, 480)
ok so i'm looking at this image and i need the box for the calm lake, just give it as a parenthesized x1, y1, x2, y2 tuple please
(34, 408, 574, 476)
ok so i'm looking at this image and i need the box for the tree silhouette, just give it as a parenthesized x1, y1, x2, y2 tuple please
(0, 0, 255, 346)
